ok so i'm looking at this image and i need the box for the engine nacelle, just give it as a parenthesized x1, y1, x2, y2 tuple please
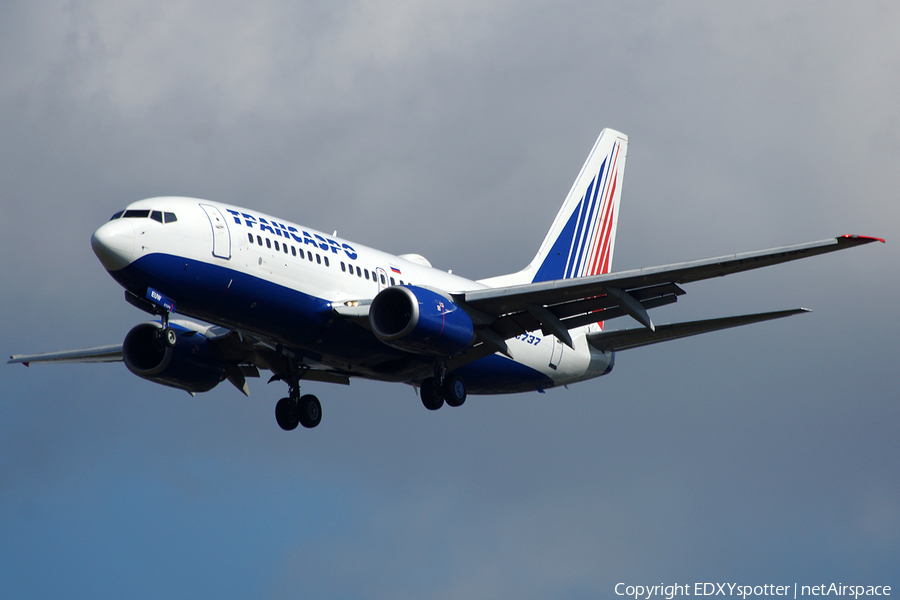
(369, 286, 475, 356)
(122, 322, 227, 393)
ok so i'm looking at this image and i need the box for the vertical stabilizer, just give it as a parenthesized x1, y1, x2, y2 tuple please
(530, 128, 627, 282)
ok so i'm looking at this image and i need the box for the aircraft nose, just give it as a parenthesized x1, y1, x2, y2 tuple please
(91, 219, 135, 271)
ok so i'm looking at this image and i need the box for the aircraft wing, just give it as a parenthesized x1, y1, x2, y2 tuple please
(462, 235, 883, 346)
(9, 345, 124, 366)
(8, 320, 350, 394)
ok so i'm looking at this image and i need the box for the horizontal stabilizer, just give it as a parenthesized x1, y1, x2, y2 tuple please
(586, 308, 810, 353)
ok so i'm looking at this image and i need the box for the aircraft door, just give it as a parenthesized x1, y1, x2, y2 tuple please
(375, 267, 388, 292)
(200, 204, 231, 260)
(549, 335, 563, 370)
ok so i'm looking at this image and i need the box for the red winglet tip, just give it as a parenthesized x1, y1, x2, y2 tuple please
(839, 234, 885, 244)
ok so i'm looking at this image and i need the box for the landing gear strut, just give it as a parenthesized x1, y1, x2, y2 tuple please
(274, 361, 321, 430)
(153, 306, 177, 348)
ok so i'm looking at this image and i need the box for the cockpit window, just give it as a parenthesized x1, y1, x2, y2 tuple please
(110, 209, 177, 223)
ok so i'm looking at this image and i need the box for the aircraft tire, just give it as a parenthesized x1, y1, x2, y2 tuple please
(298, 394, 322, 429)
(275, 397, 300, 431)
(443, 374, 466, 407)
(157, 327, 177, 348)
(420, 377, 444, 411)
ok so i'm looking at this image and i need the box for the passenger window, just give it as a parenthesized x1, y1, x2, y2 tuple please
(284, 244, 289, 254)
(164, 212, 177, 223)
(266, 239, 271, 249)
(151, 211, 163, 223)
(356, 266, 361, 277)
(248, 233, 254, 243)
(308, 252, 313, 262)
(257, 235, 263, 246)
(380, 274, 385, 284)
(341, 262, 346, 272)
(390, 277, 395, 285)
(324, 257, 329, 267)
(316, 254, 321, 264)
(291, 247, 296, 257)
(364, 269, 369, 280)
(274, 241, 280, 251)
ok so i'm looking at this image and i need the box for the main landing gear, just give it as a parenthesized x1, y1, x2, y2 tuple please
(419, 371, 467, 411)
(275, 393, 321, 430)
(274, 362, 321, 431)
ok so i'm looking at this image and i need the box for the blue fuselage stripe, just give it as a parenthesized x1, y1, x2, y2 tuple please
(112, 253, 553, 394)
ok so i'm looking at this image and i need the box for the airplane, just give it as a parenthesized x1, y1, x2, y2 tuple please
(9, 129, 884, 431)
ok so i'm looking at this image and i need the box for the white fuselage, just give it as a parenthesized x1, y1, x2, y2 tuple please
(91, 196, 614, 393)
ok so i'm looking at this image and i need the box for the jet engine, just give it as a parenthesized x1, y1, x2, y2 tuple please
(122, 322, 227, 393)
(369, 286, 475, 356)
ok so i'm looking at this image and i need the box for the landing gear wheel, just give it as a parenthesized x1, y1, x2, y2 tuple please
(420, 377, 444, 411)
(275, 397, 300, 431)
(443, 374, 467, 407)
(297, 394, 322, 429)
(157, 327, 177, 347)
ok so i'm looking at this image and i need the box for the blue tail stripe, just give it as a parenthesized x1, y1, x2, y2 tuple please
(568, 155, 608, 278)
(565, 175, 595, 278)
(532, 206, 581, 282)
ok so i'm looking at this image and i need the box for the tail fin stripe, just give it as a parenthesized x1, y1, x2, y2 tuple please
(591, 161, 619, 276)
(584, 153, 616, 275)
(565, 172, 597, 279)
(584, 140, 621, 277)
(521, 128, 627, 286)
(565, 173, 599, 279)
(590, 173, 617, 276)
(583, 159, 609, 272)
(594, 175, 618, 275)
(567, 156, 609, 278)
(595, 186, 616, 275)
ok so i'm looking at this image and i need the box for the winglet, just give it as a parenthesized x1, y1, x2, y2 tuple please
(839, 234, 885, 244)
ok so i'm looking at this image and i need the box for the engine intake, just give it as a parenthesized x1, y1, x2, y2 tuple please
(123, 322, 227, 393)
(369, 286, 475, 356)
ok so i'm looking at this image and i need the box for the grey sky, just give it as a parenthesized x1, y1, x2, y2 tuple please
(2, 2, 898, 598)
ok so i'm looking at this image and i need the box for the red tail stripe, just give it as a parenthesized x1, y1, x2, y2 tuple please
(591, 171, 617, 275)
